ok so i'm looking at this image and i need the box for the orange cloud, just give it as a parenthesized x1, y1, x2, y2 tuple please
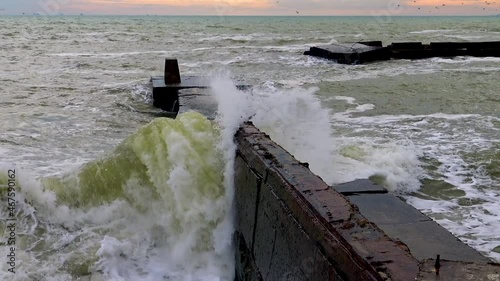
(82, 0, 272, 9)
(61, 0, 275, 15)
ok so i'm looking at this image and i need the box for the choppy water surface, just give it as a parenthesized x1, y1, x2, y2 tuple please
(1, 15, 499, 280)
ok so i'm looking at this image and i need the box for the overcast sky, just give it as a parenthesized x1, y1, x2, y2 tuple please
(0, 0, 498, 15)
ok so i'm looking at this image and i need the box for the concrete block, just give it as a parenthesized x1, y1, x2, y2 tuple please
(332, 179, 387, 195)
(359, 41, 383, 47)
(151, 76, 179, 112)
(346, 193, 431, 225)
(177, 88, 218, 120)
(304, 43, 390, 64)
(429, 41, 500, 50)
(389, 42, 424, 49)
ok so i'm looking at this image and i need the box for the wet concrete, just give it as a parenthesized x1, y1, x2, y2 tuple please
(304, 43, 390, 64)
(305, 41, 500, 64)
(332, 179, 387, 195)
(333, 180, 490, 262)
(347, 193, 490, 263)
(234, 122, 499, 281)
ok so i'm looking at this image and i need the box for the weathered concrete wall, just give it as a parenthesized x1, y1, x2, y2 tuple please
(234, 122, 500, 281)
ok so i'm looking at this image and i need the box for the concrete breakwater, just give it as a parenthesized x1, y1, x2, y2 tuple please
(304, 41, 500, 64)
(150, 59, 500, 280)
(233, 123, 499, 281)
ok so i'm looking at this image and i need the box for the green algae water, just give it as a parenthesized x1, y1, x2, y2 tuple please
(44, 113, 224, 209)
(1, 15, 500, 280)
(1, 111, 235, 280)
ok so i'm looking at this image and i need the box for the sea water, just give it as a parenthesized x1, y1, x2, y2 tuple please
(0, 15, 499, 280)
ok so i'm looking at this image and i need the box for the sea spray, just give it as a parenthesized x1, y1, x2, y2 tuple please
(248, 86, 338, 184)
(206, 76, 424, 194)
(88, 112, 234, 281)
(0, 112, 236, 281)
(208, 75, 255, 271)
(208, 75, 338, 185)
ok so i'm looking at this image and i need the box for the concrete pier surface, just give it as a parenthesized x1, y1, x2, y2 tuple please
(304, 41, 500, 64)
(233, 123, 499, 281)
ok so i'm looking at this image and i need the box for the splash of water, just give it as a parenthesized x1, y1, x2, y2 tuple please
(0, 112, 235, 281)
(208, 74, 338, 185)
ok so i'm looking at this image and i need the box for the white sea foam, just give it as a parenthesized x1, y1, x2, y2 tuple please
(443, 34, 488, 40)
(198, 35, 255, 42)
(334, 111, 482, 125)
(429, 56, 500, 64)
(409, 29, 455, 34)
(219, 43, 326, 52)
(324, 64, 438, 82)
(49, 50, 177, 58)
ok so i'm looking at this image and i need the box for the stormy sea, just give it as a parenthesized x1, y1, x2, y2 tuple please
(1, 15, 499, 280)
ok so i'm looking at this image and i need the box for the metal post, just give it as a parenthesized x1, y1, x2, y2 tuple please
(164, 58, 181, 84)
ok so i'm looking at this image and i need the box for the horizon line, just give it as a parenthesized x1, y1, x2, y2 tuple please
(0, 13, 499, 17)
